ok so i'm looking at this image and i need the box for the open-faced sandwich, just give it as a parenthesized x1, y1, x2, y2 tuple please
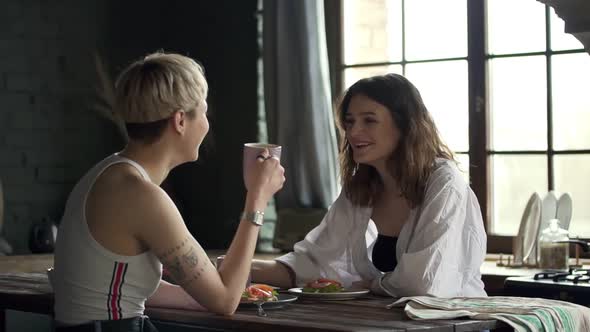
(302, 278, 344, 293)
(241, 284, 279, 303)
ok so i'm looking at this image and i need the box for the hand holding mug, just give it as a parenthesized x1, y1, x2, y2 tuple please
(243, 143, 285, 202)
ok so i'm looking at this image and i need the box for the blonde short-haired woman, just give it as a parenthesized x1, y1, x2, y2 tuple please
(53, 52, 285, 331)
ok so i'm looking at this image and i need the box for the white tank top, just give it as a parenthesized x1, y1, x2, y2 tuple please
(53, 154, 162, 325)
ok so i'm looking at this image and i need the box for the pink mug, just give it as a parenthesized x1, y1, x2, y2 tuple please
(243, 143, 281, 189)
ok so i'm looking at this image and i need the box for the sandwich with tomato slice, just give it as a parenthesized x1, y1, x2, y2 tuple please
(241, 284, 279, 302)
(302, 278, 344, 293)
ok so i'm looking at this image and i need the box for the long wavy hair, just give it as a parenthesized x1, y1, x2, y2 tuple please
(336, 73, 454, 208)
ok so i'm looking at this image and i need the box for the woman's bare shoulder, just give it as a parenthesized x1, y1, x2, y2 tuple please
(88, 164, 176, 228)
(84, 164, 180, 255)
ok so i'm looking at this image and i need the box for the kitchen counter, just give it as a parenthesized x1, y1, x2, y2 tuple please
(0, 254, 54, 273)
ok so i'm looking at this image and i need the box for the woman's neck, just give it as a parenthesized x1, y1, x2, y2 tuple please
(374, 162, 401, 197)
(118, 141, 173, 185)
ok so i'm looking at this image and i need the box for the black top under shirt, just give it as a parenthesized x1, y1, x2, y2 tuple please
(372, 234, 399, 272)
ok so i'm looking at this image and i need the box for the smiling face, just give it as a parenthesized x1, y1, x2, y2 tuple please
(344, 94, 401, 169)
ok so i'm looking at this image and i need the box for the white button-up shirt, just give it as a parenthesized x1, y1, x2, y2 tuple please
(277, 159, 487, 297)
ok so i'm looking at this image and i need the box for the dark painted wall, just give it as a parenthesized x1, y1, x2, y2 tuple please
(0, 0, 259, 253)
(159, 0, 259, 248)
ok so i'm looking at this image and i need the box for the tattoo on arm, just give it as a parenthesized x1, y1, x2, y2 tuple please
(167, 256, 186, 281)
(182, 247, 199, 267)
(158, 237, 204, 285)
(158, 236, 190, 260)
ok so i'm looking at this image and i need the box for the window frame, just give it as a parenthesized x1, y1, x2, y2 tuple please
(330, 0, 590, 255)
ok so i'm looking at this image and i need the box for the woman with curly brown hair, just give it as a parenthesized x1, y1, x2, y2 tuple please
(251, 73, 486, 297)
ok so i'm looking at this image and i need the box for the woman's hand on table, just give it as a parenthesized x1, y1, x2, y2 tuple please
(352, 279, 371, 289)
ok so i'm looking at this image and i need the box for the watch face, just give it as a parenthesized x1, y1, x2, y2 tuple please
(243, 211, 264, 226)
(252, 213, 264, 226)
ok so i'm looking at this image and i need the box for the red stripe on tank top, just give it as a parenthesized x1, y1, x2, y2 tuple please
(108, 262, 127, 320)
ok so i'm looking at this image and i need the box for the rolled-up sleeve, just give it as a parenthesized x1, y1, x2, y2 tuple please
(276, 192, 356, 286)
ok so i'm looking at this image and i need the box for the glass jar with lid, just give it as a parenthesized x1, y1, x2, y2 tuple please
(538, 218, 569, 270)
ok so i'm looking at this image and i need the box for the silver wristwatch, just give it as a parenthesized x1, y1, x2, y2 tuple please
(241, 210, 264, 226)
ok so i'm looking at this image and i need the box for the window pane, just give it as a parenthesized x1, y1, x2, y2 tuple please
(550, 8, 585, 51)
(406, 61, 468, 152)
(455, 153, 470, 185)
(487, 0, 546, 55)
(489, 56, 547, 151)
(343, 65, 403, 90)
(343, 0, 402, 65)
(552, 53, 590, 150)
(404, 0, 467, 61)
(491, 155, 548, 235)
(554, 155, 590, 237)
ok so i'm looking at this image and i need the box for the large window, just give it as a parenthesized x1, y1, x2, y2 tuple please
(340, 0, 590, 245)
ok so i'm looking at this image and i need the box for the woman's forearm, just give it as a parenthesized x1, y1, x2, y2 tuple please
(149, 260, 295, 310)
(250, 259, 296, 288)
(146, 279, 206, 311)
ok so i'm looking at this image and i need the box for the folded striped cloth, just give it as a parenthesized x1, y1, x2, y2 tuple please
(387, 296, 590, 332)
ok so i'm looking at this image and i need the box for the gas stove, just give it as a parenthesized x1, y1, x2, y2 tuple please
(504, 268, 590, 306)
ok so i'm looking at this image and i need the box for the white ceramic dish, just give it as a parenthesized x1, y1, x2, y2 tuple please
(556, 193, 573, 231)
(287, 288, 369, 300)
(521, 193, 542, 265)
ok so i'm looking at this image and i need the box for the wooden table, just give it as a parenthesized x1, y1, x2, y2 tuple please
(147, 296, 510, 332)
(0, 272, 511, 332)
(2, 252, 581, 296)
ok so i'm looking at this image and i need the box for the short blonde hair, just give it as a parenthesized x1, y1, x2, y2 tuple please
(115, 52, 208, 123)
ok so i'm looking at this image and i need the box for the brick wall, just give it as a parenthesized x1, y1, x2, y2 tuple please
(0, 0, 125, 253)
(350, 0, 391, 63)
(343, 0, 400, 87)
(0, 0, 259, 254)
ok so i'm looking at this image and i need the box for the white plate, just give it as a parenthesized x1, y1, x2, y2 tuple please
(556, 193, 572, 231)
(540, 191, 558, 236)
(514, 193, 541, 264)
(287, 287, 370, 300)
(521, 193, 542, 264)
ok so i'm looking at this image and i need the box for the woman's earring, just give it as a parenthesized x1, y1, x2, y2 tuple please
(352, 163, 359, 176)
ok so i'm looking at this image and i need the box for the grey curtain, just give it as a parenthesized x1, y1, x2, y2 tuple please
(263, 0, 339, 210)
